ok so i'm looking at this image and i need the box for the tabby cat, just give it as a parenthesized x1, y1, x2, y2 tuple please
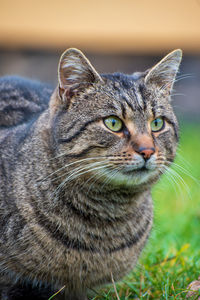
(0, 48, 182, 300)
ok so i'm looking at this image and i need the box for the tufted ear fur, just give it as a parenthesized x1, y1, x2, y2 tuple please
(58, 48, 102, 103)
(145, 49, 182, 93)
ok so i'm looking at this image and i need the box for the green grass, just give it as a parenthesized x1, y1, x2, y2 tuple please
(93, 123, 200, 299)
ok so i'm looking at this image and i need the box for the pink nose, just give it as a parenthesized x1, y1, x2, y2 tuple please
(138, 147, 155, 160)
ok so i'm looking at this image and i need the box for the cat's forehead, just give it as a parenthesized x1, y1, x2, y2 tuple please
(101, 72, 143, 91)
(99, 72, 171, 117)
(101, 72, 145, 109)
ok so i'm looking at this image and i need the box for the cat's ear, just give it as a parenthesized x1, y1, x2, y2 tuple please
(144, 49, 182, 93)
(58, 48, 103, 102)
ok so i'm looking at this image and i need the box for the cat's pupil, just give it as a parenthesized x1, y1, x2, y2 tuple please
(112, 119, 116, 127)
(154, 119, 158, 126)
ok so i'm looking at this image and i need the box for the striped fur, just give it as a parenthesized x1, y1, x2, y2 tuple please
(0, 49, 182, 299)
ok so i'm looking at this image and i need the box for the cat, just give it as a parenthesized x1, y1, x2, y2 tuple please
(0, 48, 182, 300)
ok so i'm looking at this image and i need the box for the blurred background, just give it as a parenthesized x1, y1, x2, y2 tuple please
(0, 0, 200, 123)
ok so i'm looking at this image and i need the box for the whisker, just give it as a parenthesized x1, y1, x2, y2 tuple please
(52, 163, 111, 201)
(55, 161, 109, 189)
(39, 156, 108, 183)
(80, 165, 112, 193)
(67, 164, 111, 184)
(176, 73, 194, 78)
(85, 169, 112, 195)
(176, 151, 193, 169)
(158, 167, 179, 198)
(160, 165, 183, 198)
(50, 160, 109, 183)
(100, 167, 121, 192)
(175, 73, 195, 82)
(171, 93, 186, 97)
(91, 167, 119, 195)
(163, 165, 191, 198)
(167, 161, 199, 185)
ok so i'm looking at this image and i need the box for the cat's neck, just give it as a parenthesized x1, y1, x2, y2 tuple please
(63, 185, 151, 222)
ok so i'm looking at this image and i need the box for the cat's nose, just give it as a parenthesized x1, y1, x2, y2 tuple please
(138, 147, 155, 160)
(131, 134, 155, 160)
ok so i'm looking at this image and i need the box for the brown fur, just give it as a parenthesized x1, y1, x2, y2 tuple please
(0, 49, 182, 299)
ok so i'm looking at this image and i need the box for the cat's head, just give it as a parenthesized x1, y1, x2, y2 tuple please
(49, 48, 182, 190)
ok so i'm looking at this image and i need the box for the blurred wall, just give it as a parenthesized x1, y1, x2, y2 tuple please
(1, 0, 200, 53)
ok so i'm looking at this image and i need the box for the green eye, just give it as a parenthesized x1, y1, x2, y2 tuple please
(151, 117, 164, 132)
(104, 116, 123, 132)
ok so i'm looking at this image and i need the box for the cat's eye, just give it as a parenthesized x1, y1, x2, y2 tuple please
(103, 116, 123, 132)
(151, 117, 165, 132)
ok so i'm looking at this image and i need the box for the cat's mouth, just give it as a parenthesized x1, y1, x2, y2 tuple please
(99, 163, 159, 188)
(121, 165, 156, 179)
(122, 166, 148, 174)
(121, 161, 157, 174)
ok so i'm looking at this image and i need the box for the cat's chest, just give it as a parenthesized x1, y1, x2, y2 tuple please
(42, 214, 152, 289)
(33, 204, 153, 288)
